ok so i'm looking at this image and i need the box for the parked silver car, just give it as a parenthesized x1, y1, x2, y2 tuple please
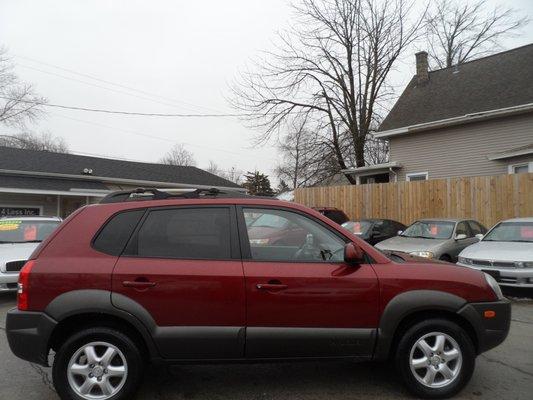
(0, 216, 61, 291)
(457, 217, 533, 288)
(375, 218, 487, 262)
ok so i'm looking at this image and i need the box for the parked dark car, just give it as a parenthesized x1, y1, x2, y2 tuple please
(312, 207, 349, 224)
(7, 188, 510, 400)
(342, 218, 407, 245)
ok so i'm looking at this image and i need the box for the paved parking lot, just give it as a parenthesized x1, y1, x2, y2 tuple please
(1, 291, 532, 400)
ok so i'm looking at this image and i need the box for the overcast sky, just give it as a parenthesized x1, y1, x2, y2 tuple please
(1, 0, 532, 182)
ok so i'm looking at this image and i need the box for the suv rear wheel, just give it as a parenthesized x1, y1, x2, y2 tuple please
(52, 327, 144, 400)
(395, 318, 475, 399)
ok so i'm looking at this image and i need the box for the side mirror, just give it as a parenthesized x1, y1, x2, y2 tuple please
(397, 230, 403, 235)
(475, 233, 484, 241)
(371, 228, 381, 237)
(455, 233, 467, 241)
(344, 243, 364, 264)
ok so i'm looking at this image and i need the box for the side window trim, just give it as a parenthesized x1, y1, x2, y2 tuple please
(123, 205, 241, 260)
(236, 205, 350, 262)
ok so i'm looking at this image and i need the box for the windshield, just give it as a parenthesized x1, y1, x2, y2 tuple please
(0, 220, 60, 243)
(341, 221, 372, 235)
(248, 213, 289, 229)
(401, 221, 455, 239)
(483, 221, 533, 243)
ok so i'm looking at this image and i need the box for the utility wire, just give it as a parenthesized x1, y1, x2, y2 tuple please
(51, 111, 254, 158)
(16, 63, 206, 113)
(0, 96, 249, 117)
(13, 53, 222, 114)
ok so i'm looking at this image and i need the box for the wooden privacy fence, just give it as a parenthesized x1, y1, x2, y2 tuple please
(294, 173, 533, 228)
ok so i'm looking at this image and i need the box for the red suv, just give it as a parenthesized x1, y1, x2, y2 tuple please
(7, 189, 510, 400)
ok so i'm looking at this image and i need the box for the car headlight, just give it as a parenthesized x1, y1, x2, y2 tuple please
(458, 256, 472, 265)
(409, 251, 434, 259)
(516, 261, 533, 268)
(484, 273, 505, 300)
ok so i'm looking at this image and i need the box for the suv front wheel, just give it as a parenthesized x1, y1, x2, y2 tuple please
(52, 327, 144, 400)
(395, 318, 475, 399)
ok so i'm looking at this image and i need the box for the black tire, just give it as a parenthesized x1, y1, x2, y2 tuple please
(395, 318, 475, 399)
(52, 327, 144, 400)
(439, 255, 452, 263)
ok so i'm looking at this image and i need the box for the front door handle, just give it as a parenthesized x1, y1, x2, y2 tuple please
(256, 282, 288, 291)
(122, 280, 156, 289)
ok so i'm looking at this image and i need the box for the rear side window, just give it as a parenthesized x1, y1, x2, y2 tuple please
(135, 207, 231, 259)
(93, 210, 145, 255)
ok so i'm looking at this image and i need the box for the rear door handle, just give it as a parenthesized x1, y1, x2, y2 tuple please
(122, 280, 156, 288)
(256, 283, 288, 291)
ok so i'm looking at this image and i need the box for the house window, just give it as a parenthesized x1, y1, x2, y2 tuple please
(406, 172, 428, 181)
(508, 162, 532, 174)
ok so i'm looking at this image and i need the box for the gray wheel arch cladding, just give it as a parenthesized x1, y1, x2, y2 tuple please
(44, 289, 160, 359)
(374, 290, 467, 360)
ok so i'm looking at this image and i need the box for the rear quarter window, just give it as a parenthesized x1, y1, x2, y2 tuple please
(92, 209, 145, 256)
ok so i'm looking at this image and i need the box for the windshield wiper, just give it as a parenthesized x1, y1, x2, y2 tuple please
(402, 235, 433, 239)
(483, 239, 532, 243)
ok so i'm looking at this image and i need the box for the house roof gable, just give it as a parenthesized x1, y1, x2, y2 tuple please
(379, 44, 533, 132)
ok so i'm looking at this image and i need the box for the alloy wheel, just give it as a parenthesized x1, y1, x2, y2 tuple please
(409, 332, 463, 388)
(67, 341, 128, 399)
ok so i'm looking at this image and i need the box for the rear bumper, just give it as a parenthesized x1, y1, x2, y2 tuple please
(6, 308, 57, 367)
(458, 298, 511, 354)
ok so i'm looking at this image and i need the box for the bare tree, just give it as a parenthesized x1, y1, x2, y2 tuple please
(206, 160, 243, 185)
(160, 144, 197, 166)
(0, 131, 69, 153)
(231, 0, 425, 184)
(275, 118, 336, 188)
(425, 0, 529, 68)
(0, 48, 46, 127)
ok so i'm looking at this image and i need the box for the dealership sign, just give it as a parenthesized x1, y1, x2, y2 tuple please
(0, 207, 41, 217)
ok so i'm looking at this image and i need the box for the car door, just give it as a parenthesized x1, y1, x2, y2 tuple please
(238, 206, 379, 359)
(111, 205, 246, 360)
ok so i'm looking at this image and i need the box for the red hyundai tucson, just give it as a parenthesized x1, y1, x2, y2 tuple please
(6, 188, 510, 400)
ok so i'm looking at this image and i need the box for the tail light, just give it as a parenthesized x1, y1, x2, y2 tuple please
(17, 260, 35, 311)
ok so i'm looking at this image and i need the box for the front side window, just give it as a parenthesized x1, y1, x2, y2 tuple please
(468, 221, 486, 235)
(136, 207, 231, 259)
(0, 219, 60, 244)
(483, 221, 533, 243)
(455, 222, 471, 237)
(400, 220, 455, 239)
(244, 208, 346, 262)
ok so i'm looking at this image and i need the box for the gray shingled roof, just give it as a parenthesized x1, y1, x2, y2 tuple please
(0, 146, 241, 188)
(0, 174, 109, 191)
(379, 44, 533, 132)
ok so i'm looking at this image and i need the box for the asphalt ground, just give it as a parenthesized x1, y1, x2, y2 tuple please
(1, 289, 532, 400)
